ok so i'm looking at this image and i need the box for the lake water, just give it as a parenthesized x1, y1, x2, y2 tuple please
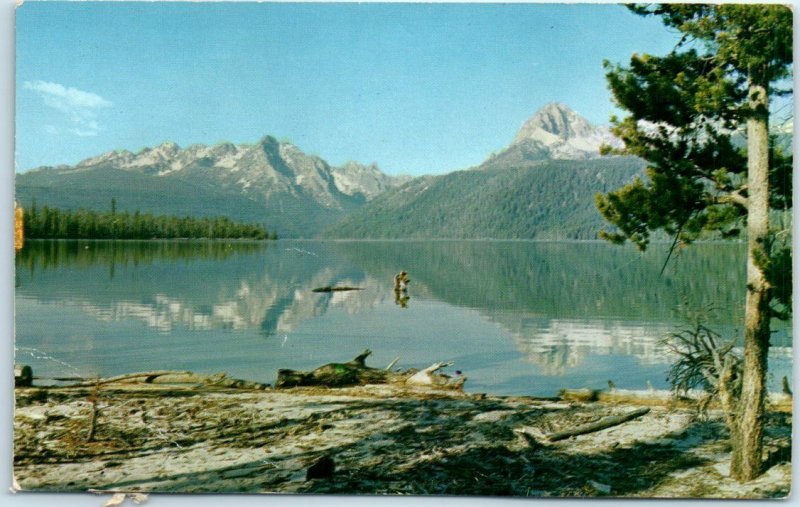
(14, 240, 792, 396)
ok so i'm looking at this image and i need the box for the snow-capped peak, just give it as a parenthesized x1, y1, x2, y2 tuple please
(511, 103, 622, 159)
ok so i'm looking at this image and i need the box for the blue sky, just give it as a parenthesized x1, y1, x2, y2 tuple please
(16, 2, 685, 175)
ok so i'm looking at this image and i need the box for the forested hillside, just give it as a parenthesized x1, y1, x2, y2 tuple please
(323, 157, 645, 239)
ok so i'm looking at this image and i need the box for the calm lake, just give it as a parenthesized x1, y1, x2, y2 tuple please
(15, 240, 792, 396)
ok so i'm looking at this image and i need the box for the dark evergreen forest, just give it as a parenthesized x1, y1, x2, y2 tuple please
(21, 199, 276, 240)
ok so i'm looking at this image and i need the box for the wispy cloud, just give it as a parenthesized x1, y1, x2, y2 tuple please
(24, 80, 112, 137)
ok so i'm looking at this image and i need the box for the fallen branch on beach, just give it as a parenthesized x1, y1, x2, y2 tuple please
(24, 368, 270, 390)
(275, 349, 465, 390)
(546, 407, 651, 442)
(514, 407, 651, 446)
(70, 371, 194, 387)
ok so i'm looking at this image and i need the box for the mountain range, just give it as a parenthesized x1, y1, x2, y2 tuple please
(17, 103, 643, 239)
(325, 103, 643, 239)
(17, 134, 409, 237)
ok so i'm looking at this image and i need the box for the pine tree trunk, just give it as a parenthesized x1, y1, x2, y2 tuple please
(730, 81, 771, 482)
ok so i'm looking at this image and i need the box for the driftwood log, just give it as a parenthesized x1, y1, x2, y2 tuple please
(515, 407, 651, 447)
(275, 349, 465, 390)
(29, 370, 270, 390)
(547, 407, 650, 442)
(312, 286, 363, 293)
(559, 388, 599, 402)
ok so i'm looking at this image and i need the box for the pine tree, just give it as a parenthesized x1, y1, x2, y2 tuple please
(596, 4, 791, 481)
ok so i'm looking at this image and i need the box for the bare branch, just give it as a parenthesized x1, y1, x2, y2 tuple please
(716, 188, 749, 208)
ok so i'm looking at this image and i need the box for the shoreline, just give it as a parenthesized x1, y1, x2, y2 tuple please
(19, 237, 747, 244)
(13, 375, 792, 498)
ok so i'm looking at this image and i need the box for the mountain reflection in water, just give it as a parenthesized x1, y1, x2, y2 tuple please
(15, 240, 791, 396)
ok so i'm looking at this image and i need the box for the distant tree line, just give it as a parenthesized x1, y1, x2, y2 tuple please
(22, 199, 277, 240)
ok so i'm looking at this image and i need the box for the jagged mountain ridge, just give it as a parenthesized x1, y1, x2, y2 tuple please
(324, 104, 644, 239)
(17, 136, 405, 237)
(17, 103, 638, 239)
(61, 135, 400, 204)
(324, 102, 793, 240)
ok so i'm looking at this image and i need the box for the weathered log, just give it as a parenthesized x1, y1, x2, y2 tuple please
(276, 349, 393, 388)
(15, 365, 33, 387)
(406, 361, 465, 389)
(312, 286, 363, 293)
(385, 357, 400, 371)
(199, 374, 270, 390)
(559, 388, 599, 402)
(275, 349, 464, 390)
(67, 370, 269, 390)
(546, 407, 650, 442)
(35, 376, 87, 382)
(144, 372, 269, 389)
(68, 371, 193, 387)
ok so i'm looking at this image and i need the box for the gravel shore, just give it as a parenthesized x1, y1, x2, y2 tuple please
(13, 382, 791, 498)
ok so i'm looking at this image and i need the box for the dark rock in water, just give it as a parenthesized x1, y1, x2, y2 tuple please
(306, 455, 335, 480)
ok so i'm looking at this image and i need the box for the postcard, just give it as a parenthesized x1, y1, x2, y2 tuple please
(12, 1, 793, 499)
